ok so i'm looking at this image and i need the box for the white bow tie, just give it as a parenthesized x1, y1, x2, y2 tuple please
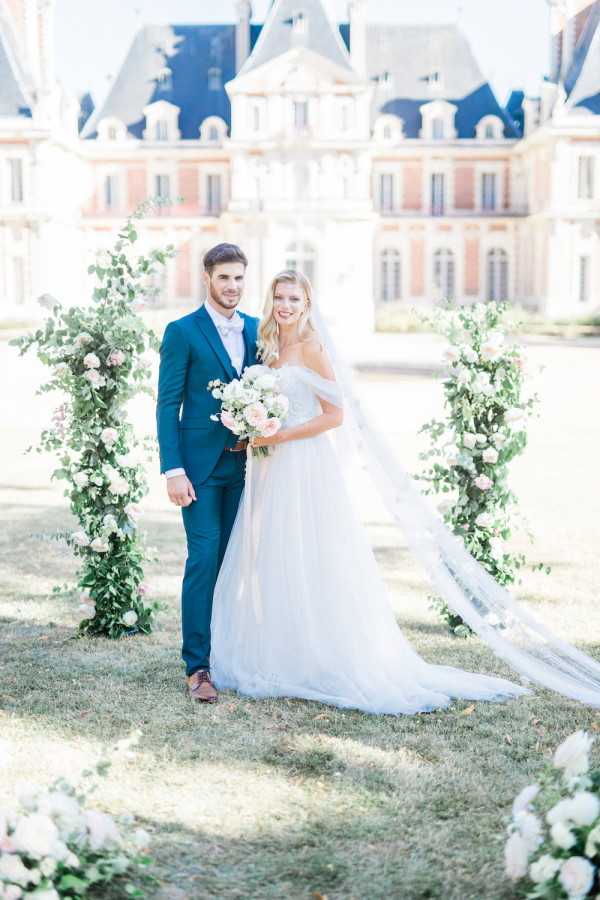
(216, 316, 244, 337)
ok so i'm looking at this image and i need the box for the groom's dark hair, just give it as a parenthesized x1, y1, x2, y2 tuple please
(203, 243, 248, 275)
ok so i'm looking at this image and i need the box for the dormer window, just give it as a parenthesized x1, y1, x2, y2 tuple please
(143, 100, 181, 141)
(432, 118, 445, 140)
(155, 120, 169, 141)
(374, 114, 404, 144)
(208, 67, 222, 91)
(420, 100, 457, 141)
(475, 115, 504, 141)
(98, 117, 126, 142)
(293, 11, 307, 36)
(200, 116, 227, 144)
(157, 66, 173, 90)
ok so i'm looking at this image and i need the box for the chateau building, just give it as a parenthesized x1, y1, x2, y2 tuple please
(0, 0, 599, 324)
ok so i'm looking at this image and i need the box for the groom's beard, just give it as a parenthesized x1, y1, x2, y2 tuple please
(208, 282, 242, 315)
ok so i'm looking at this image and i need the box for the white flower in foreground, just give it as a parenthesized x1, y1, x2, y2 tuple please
(514, 811, 543, 852)
(72, 530, 90, 547)
(462, 432, 477, 449)
(83, 352, 101, 369)
(12, 813, 60, 859)
(84, 810, 121, 852)
(482, 447, 499, 464)
(547, 798, 576, 826)
(37, 791, 81, 829)
(101, 427, 119, 448)
(475, 433, 487, 445)
(551, 821, 576, 850)
(492, 432, 507, 448)
(84, 369, 105, 388)
(90, 537, 109, 553)
(122, 610, 138, 627)
(461, 345, 478, 364)
(243, 364, 268, 381)
(568, 791, 600, 827)
(504, 831, 529, 880)
(0, 853, 32, 885)
(73, 471, 89, 488)
(443, 347, 459, 364)
(74, 332, 93, 348)
(529, 854, 561, 884)
(474, 474, 493, 491)
(554, 731, 593, 780)
(475, 512, 494, 529)
(4, 884, 24, 900)
(559, 856, 595, 899)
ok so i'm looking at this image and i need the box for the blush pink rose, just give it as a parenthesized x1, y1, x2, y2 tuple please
(220, 411, 237, 432)
(260, 418, 281, 438)
(244, 402, 268, 428)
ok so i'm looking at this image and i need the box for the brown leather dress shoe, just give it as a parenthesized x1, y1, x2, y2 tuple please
(187, 669, 218, 703)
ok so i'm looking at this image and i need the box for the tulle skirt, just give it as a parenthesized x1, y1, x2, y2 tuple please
(210, 432, 527, 715)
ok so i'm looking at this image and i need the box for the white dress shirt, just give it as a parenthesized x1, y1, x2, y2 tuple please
(165, 302, 245, 479)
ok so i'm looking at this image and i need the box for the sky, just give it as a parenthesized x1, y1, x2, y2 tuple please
(55, 0, 550, 109)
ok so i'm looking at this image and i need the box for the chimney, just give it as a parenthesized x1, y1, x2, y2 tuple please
(348, 0, 367, 78)
(236, 0, 252, 73)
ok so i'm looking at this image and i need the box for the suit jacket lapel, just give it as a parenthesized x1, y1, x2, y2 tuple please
(196, 305, 238, 381)
(242, 317, 255, 370)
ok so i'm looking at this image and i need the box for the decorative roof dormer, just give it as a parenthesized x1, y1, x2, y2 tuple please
(142, 100, 181, 142)
(200, 115, 228, 144)
(475, 114, 504, 140)
(419, 99, 457, 140)
(97, 116, 127, 141)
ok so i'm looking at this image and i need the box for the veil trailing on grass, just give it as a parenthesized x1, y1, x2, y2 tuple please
(311, 301, 600, 708)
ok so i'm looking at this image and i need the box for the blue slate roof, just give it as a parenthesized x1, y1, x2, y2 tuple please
(564, 2, 600, 115)
(81, 15, 519, 140)
(0, 29, 32, 118)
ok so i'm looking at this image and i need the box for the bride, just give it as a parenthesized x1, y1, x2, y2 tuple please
(210, 270, 529, 714)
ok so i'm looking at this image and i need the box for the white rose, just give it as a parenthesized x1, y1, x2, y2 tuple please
(551, 821, 576, 850)
(504, 831, 529, 880)
(37, 791, 81, 829)
(475, 512, 494, 528)
(475, 433, 487, 445)
(554, 731, 593, 780)
(473, 373, 493, 395)
(568, 791, 600, 827)
(255, 373, 277, 391)
(482, 447, 499, 464)
(492, 432, 507, 448)
(462, 433, 477, 449)
(73, 471, 88, 488)
(559, 856, 595, 899)
(84, 369, 101, 386)
(101, 427, 118, 447)
(12, 813, 60, 859)
(547, 798, 576, 826)
(122, 610, 138, 627)
(0, 853, 32, 886)
(76, 603, 96, 621)
(443, 347, 459, 364)
(474, 474, 493, 491)
(40, 857, 58, 877)
(461, 346, 478, 364)
(72, 530, 90, 547)
(74, 333, 93, 348)
(515, 811, 542, 852)
(90, 537, 109, 553)
(529, 854, 561, 884)
(83, 352, 101, 369)
(84, 810, 121, 852)
(243, 364, 269, 381)
(4, 885, 24, 900)
(108, 477, 130, 497)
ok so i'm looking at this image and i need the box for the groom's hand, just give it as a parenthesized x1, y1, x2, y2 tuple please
(167, 474, 197, 507)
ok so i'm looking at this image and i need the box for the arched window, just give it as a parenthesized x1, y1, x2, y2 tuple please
(487, 248, 509, 301)
(432, 117, 445, 140)
(380, 248, 402, 302)
(433, 248, 455, 301)
(484, 123, 495, 139)
(286, 241, 316, 288)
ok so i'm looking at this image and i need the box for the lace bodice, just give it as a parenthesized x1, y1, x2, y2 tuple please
(274, 365, 322, 428)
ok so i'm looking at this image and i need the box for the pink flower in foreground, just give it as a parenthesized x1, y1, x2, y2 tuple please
(221, 411, 237, 432)
(107, 349, 126, 367)
(474, 474, 493, 491)
(244, 402, 268, 428)
(260, 418, 281, 438)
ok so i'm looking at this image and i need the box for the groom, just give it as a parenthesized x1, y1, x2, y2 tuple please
(156, 243, 259, 703)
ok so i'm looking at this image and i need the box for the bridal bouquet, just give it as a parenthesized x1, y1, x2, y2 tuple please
(208, 364, 289, 458)
(0, 734, 152, 899)
(505, 730, 600, 898)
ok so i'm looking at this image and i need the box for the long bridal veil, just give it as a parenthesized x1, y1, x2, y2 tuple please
(310, 300, 600, 708)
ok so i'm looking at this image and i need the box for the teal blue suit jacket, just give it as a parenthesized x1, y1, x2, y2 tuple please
(156, 305, 259, 485)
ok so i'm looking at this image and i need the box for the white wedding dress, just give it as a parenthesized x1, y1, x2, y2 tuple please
(210, 364, 527, 715)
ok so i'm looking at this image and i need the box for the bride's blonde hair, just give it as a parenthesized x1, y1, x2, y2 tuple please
(258, 269, 317, 365)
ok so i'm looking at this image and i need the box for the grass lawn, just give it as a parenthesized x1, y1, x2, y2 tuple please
(1, 340, 599, 899)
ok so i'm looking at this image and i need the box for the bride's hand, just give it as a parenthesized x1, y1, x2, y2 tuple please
(250, 431, 286, 448)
